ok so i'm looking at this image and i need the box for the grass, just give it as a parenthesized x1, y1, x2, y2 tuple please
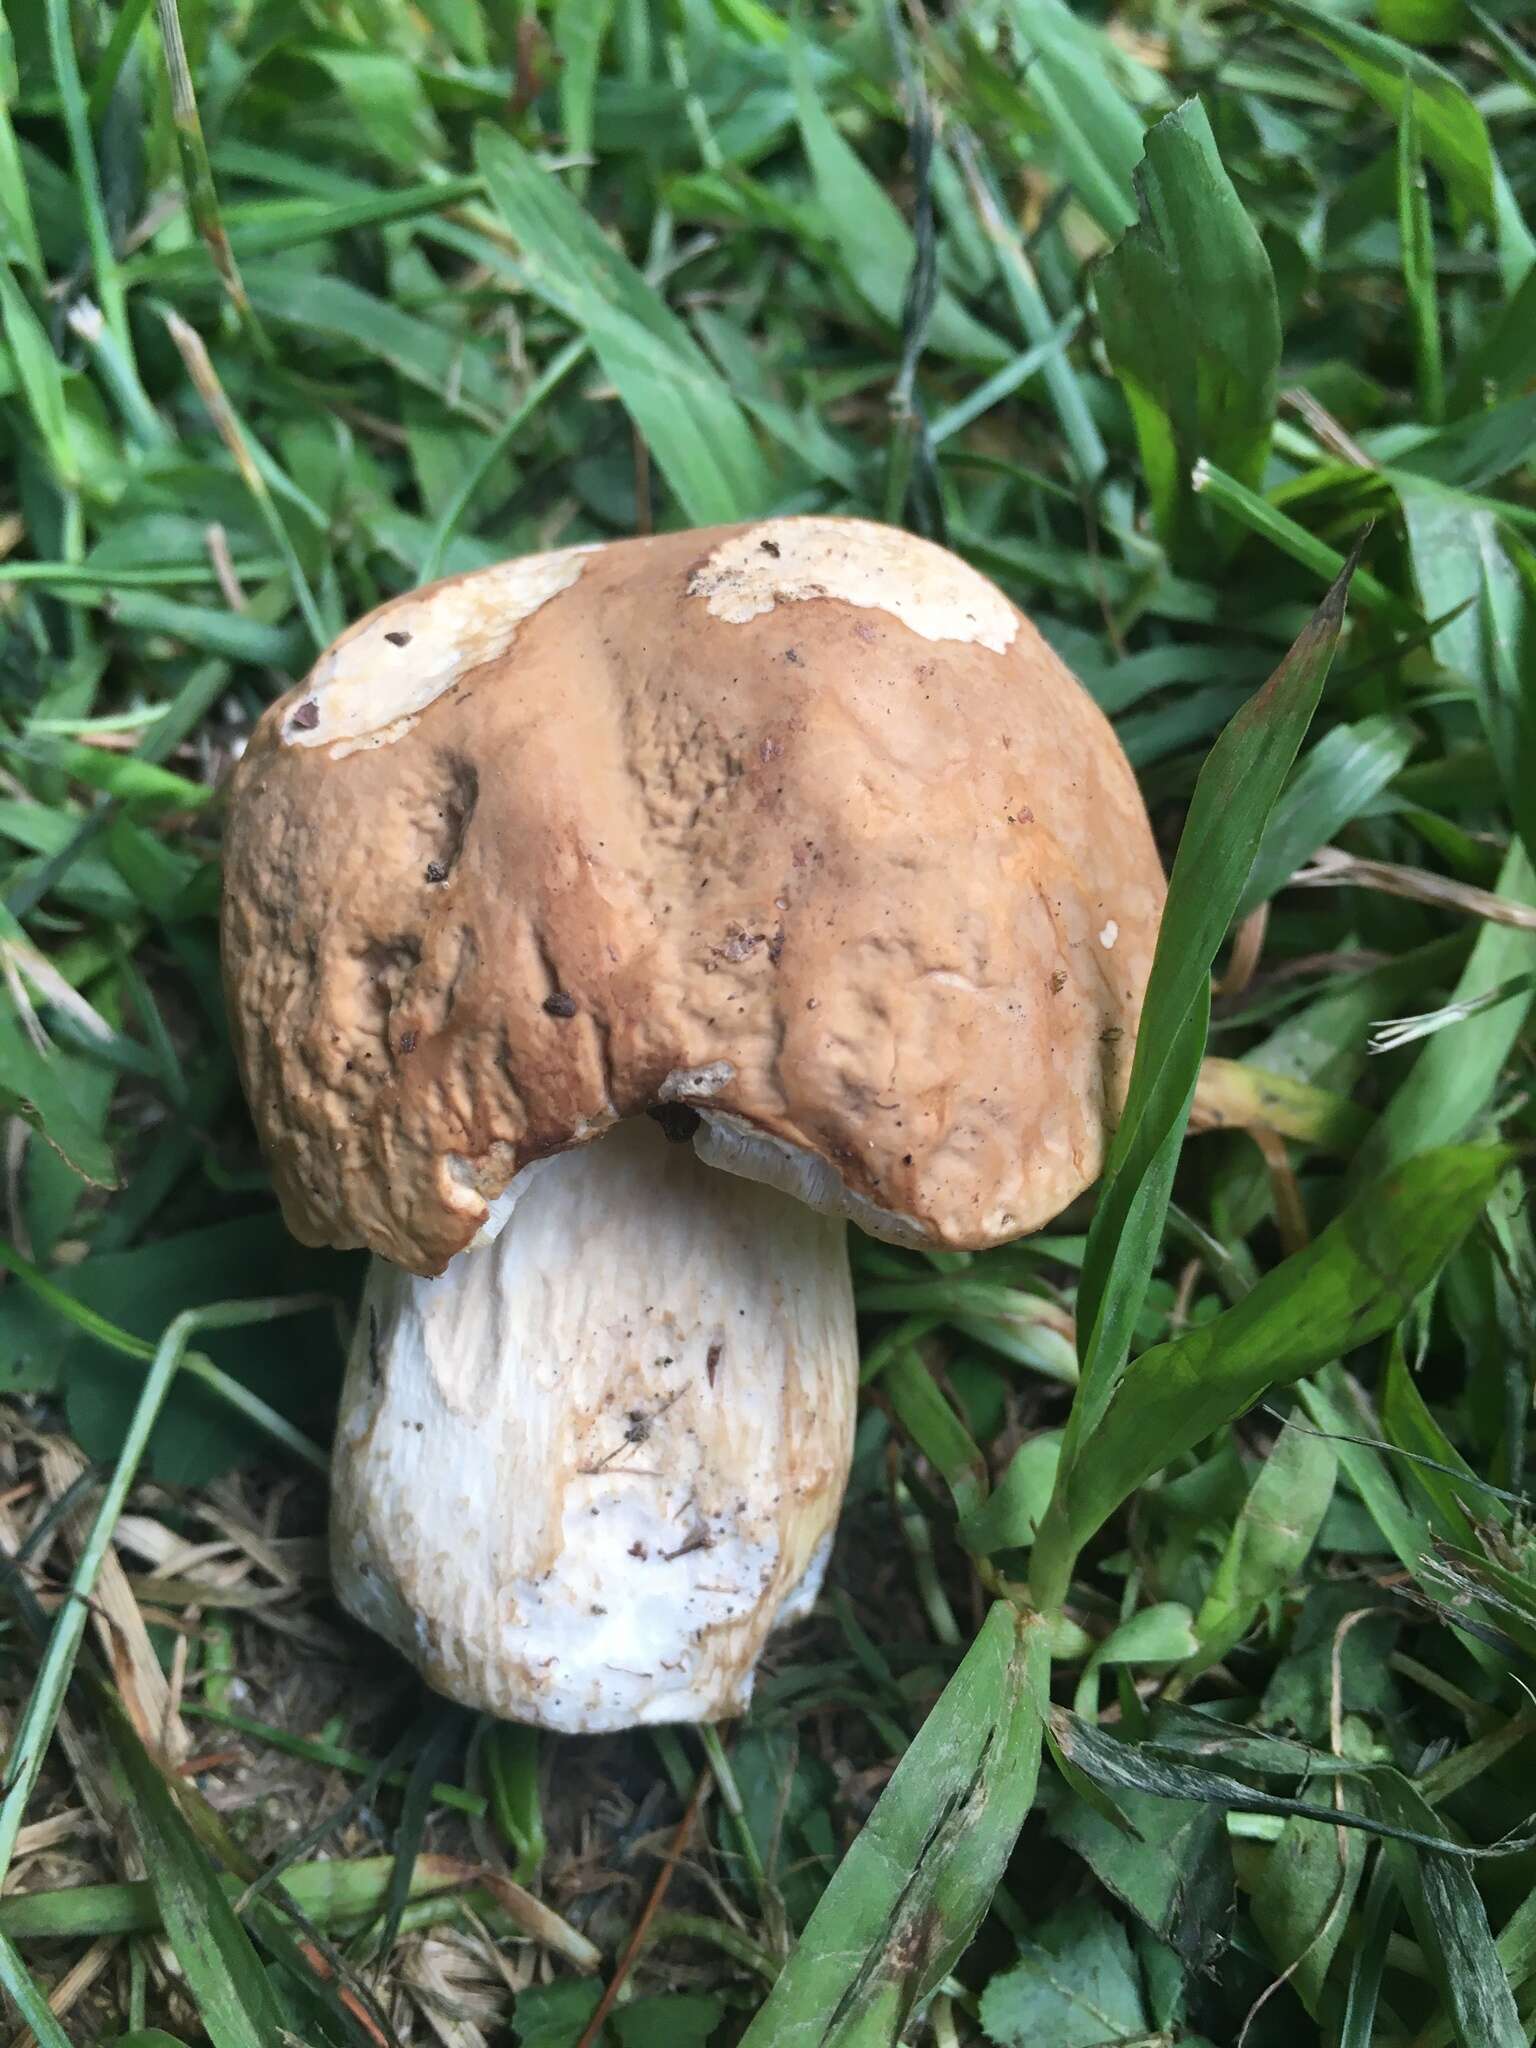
(0, 0, 1533, 2042)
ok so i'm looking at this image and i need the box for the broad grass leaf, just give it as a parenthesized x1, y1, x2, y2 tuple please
(1397, 81, 1444, 421)
(1049, 1778, 1231, 1962)
(1376, 1774, 1523, 2048)
(1049, 1709, 1521, 1857)
(89, 590, 304, 666)
(1190, 1419, 1337, 1670)
(978, 1899, 1147, 2047)
(1250, 1811, 1366, 2013)
(1296, 1368, 1507, 1684)
(1256, 0, 1495, 223)
(18, 736, 216, 815)
(1073, 1604, 1198, 1717)
(1190, 1060, 1371, 1154)
(1395, 393, 1536, 493)
(475, 126, 778, 523)
(960, 1431, 1060, 1554)
(0, 96, 43, 280)
(1299, 1374, 1442, 1591)
(99, 1701, 288, 2048)
(736, 1604, 1047, 2048)
(1095, 99, 1280, 567)
(1250, 936, 1468, 1095)
(1089, 1604, 1198, 1671)
(613, 1994, 726, 2048)
(1400, 488, 1536, 863)
(1058, 1144, 1508, 1555)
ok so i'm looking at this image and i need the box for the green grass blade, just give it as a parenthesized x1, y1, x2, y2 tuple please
(1001, 0, 1141, 239)
(419, 336, 587, 584)
(554, 0, 614, 190)
(0, 83, 44, 281)
(1185, 1417, 1337, 1675)
(737, 1606, 1048, 2047)
(0, 265, 77, 487)
(98, 1697, 289, 2048)
(1041, 554, 1355, 1564)
(474, 125, 778, 522)
(0, 1293, 332, 1893)
(0, 1930, 75, 2048)
(1096, 99, 1280, 568)
(153, 0, 263, 350)
(1397, 85, 1444, 425)
(44, 0, 133, 361)
(1239, 712, 1417, 917)
(883, 1348, 989, 1524)
(378, 1708, 466, 1955)
(1256, 0, 1495, 223)
(952, 131, 1107, 487)
(1377, 1774, 1523, 2048)
(791, 41, 1008, 370)
(1055, 1143, 1508, 1559)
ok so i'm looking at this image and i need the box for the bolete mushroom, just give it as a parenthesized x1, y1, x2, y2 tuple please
(222, 516, 1164, 1733)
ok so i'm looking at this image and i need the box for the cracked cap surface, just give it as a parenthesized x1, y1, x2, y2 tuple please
(221, 516, 1165, 1275)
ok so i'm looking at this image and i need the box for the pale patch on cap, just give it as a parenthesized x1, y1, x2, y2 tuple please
(689, 517, 1018, 654)
(282, 544, 602, 754)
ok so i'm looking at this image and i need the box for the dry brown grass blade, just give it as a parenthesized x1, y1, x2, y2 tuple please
(5, 1932, 117, 2048)
(408, 1858, 601, 1974)
(1190, 1057, 1367, 1152)
(1248, 1124, 1311, 1256)
(39, 1439, 188, 1763)
(1289, 845, 1536, 931)
(1214, 902, 1270, 998)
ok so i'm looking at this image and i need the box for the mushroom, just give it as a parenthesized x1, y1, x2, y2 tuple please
(221, 516, 1164, 1733)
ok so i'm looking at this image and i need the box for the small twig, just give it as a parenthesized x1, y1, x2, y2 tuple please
(574, 1769, 713, 2048)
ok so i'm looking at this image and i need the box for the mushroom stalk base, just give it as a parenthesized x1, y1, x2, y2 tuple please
(330, 1117, 858, 1733)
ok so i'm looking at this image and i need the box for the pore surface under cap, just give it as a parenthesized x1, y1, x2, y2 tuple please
(222, 517, 1164, 1275)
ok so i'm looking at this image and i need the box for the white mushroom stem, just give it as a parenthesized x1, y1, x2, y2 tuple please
(330, 1115, 858, 1733)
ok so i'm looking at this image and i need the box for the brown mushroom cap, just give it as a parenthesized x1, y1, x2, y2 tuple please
(222, 517, 1165, 1275)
